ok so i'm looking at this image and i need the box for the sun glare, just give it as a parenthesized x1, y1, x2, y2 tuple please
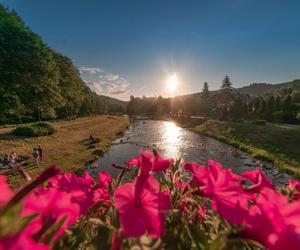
(166, 73, 178, 93)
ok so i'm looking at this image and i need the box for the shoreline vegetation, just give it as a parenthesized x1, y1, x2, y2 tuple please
(131, 115, 300, 178)
(171, 118, 300, 178)
(0, 115, 130, 188)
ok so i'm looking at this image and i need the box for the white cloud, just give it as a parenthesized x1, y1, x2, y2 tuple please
(79, 66, 102, 74)
(85, 81, 103, 94)
(105, 74, 119, 81)
(80, 66, 130, 96)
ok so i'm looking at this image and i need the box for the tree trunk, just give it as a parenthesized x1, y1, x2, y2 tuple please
(37, 105, 41, 122)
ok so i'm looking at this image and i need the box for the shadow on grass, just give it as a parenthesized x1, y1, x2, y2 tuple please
(0, 131, 32, 140)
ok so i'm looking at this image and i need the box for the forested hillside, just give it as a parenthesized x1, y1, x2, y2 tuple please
(128, 76, 300, 124)
(0, 5, 121, 124)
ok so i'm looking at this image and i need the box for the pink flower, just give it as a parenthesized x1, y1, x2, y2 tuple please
(49, 171, 94, 214)
(241, 168, 273, 193)
(196, 206, 206, 223)
(127, 150, 173, 175)
(243, 188, 300, 250)
(94, 171, 112, 190)
(22, 187, 80, 240)
(287, 179, 300, 200)
(185, 160, 249, 225)
(49, 171, 94, 192)
(0, 233, 49, 250)
(183, 162, 209, 188)
(114, 175, 171, 238)
(93, 171, 112, 204)
(175, 180, 188, 190)
(0, 175, 13, 205)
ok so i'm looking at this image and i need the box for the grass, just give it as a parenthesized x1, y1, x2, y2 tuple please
(0, 115, 130, 188)
(193, 119, 300, 177)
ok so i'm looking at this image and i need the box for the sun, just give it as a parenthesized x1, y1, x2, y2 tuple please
(166, 73, 178, 93)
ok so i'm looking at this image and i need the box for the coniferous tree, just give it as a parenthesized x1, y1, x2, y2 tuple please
(275, 96, 281, 111)
(200, 82, 211, 116)
(221, 75, 233, 91)
(219, 75, 233, 113)
(202, 82, 209, 98)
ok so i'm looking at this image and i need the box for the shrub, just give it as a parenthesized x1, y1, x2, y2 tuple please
(252, 119, 267, 125)
(12, 126, 36, 137)
(32, 122, 55, 134)
(195, 119, 231, 134)
(12, 122, 55, 137)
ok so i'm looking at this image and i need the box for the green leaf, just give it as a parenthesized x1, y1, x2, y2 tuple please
(42, 216, 67, 244)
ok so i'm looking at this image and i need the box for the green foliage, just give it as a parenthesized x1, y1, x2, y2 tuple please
(12, 122, 55, 137)
(0, 4, 114, 124)
(195, 120, 300, 177)
(221, 75, 233, 91)
(292, 90, 300, 103)
(252, 120, 267, 125)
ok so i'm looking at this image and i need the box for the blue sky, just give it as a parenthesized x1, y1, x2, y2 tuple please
(1, 0, 300, 100)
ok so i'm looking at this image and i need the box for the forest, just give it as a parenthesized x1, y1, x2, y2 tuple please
(0, 5, 125, 124)
(127, 76, 300, 124)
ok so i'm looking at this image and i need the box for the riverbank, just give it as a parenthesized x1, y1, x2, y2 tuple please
(192, 120, 300, 177)
(0, 115, 130, 188)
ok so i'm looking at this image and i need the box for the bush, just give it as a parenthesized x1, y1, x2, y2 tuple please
(12, 126, 36, 137)
(32, 122, 55, 133)
(195, 119, 231, 134)
(252, 119, 267, 125)
(12, 122, 55, 137)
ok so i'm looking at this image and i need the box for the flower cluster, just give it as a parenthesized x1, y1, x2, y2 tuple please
(0, 167, 111, 249)
(0, 150, 300, 250)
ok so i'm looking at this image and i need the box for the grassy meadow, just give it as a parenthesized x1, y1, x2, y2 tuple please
(0, 116, 130, 188)
(193, 120, 300, 177)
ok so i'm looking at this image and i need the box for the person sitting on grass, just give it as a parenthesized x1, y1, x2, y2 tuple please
(10, 151, 18, 168)
(3, 154, 11, 167)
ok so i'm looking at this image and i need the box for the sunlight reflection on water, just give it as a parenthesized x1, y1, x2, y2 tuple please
(161, 121, 181, 159)
(90, 119, 289, 186)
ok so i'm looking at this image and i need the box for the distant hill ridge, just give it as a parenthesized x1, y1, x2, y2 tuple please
(234, 79, 300, 96)
(174, 79, 300, 100)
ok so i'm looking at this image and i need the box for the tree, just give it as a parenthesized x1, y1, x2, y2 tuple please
(199, 82, 211, 116)
(292, 91, 300, 103)
(266, 96, 275, 121)
(283, 95, 293, 113)
(0, 92, 27, 123)
(260, 98, 266, 115)
(0, 4, 111, 124)
(231, 96, 244, 119)
(218, 75, 233, 114)
(275, 96, 281, 111)
(221, 75, 233, 91)
(202, 82, 209, 98)
(8, 94, 27, 123)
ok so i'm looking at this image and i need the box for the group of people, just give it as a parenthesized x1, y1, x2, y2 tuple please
(33, 145, 43, 167)
(3, 151, 18, 168)
(1, 145, 43, 169)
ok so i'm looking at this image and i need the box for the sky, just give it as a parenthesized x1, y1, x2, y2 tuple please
(1, 0, 300, 101)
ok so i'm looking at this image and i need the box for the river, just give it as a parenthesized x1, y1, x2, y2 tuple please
(89, 118, 290, 185)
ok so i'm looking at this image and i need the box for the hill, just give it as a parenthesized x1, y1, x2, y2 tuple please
(99, 95, 127, 113)
(0, 4, 113, 124)
(234, 79, 300, 96)
(175, 79, 300, 101)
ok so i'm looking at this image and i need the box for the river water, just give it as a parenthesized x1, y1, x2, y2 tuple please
(89, 118, 290, 185)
